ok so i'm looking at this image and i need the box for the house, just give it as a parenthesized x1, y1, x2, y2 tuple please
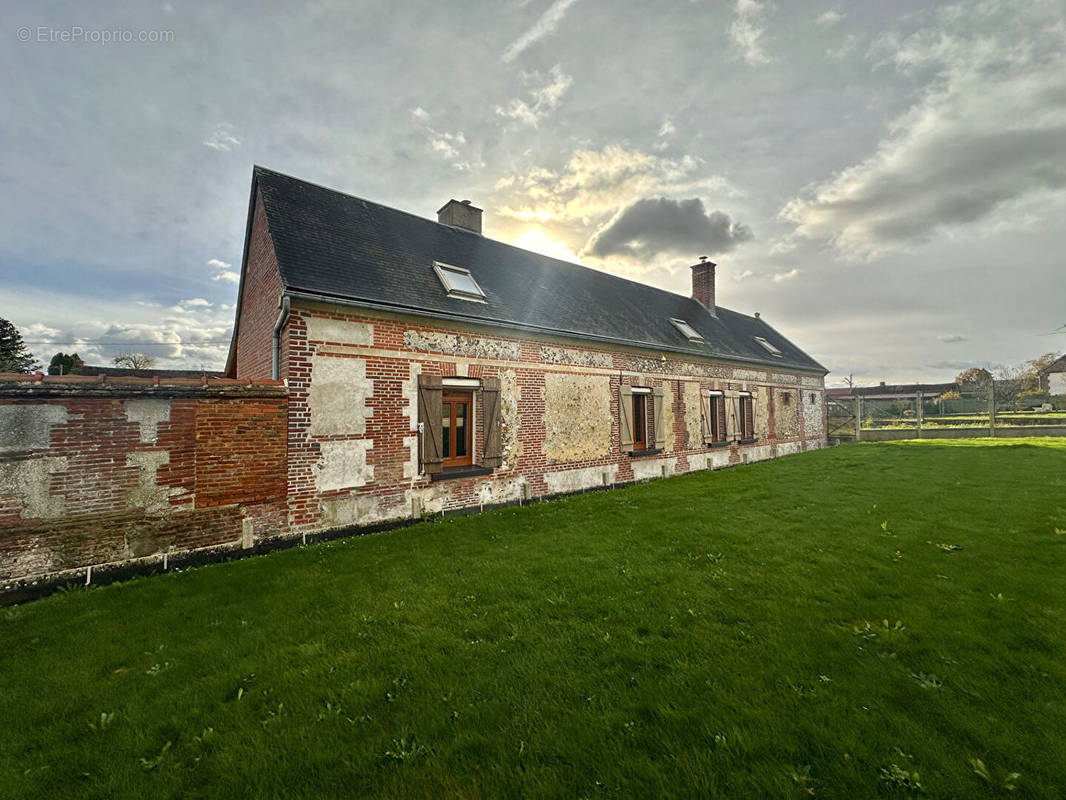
(1039, 355, 1066, 395)
(226, 166, 828, 535)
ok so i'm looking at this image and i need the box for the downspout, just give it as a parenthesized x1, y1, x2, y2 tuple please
(271, 294, 290, 381)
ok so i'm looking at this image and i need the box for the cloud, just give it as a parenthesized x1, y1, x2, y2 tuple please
(502, 0, 579, 63)
(582, 197, 753, 260)
(730, 0, 772, 65)
(180, 298, 212, 308)
(772, 268, 799, 282)
(938, 333, 967, 343)
(496, 65, 573, 127)
(203, 124, 240, 151)
(496, 145, 739, 225)
(781, 17, 1066, 259)
(658, 118, 676, 138)
(428, 130, 466, 160)
(208, 258, 239, 284)
(816, 10, 843, 27)
(410, 106, 430, 120)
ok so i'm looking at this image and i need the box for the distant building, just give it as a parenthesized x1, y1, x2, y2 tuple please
(1039, 355, 1066, 395)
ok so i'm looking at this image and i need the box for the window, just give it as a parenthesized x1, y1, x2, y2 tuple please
(738, 393, 755, 441)
(782, 391, 791, 406)
(619, 385, 664, 454)
(669, 318, 703, 343)
(433, 262, 486, 301)
(753, 336, 783, 357)
(441, 391, 473, 468)
(632, 393, 648, 450)
(708, 392, 726, 443)
(810, 392, 817, 404)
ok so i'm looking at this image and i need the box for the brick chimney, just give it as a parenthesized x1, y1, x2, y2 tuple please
(691, 256, 716, 313)
(437, 199, 482, 234)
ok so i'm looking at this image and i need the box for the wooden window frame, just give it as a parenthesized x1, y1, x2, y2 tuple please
(709, 393, 726, 443)
(441, 390, 474, 469)
(632, 393, 648, 451)
(738, 393, 755, 442)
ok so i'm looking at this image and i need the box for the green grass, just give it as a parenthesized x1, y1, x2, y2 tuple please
(3, 439, 1066, 798)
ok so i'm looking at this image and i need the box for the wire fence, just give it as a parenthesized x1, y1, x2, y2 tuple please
(828, 381, 1066, 442)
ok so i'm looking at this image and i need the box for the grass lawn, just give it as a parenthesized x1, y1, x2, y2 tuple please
(3, 439, 1066, 798)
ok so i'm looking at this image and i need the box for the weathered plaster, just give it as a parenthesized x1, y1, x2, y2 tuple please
(776, 441, 803, 457)
(0, 456, 67, 518)
(775, 391, 800, 439)
(126, 451, 171, 513)
(125, 399, 170, 444)
(742, 445, 773, 463)
(401, 363, 420, 480)
(683, 381, 702, 448)
(305, 316, 373, 346)
(309, 354, 373, 436)
(499, 369, 522, 470)
(0, 405, 67, 452)
(403, 330, 521, 361)
(631, 456, 677, 481)
(540, 346, 612, 369)
(476, 477, 527, 507)
(319, 494, 384, 528)
(543, 463, 619, 494)
(687, 449, 732, 471)
(315, 439, 374, 492)
(804, 390, 825, 437)
(659, 382, 675, 452)
(542, 373, 612, 463)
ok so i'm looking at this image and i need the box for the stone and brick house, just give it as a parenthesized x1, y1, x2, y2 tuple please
(228, 167, 828, 536)
(0, 166, 828, 592)
(1038, 355, 1066, 395)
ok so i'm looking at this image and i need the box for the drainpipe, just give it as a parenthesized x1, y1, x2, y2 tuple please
(271, 294, 290, 381)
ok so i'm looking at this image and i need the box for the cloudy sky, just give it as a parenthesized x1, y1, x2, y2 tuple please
(3, 0, 1064, 384)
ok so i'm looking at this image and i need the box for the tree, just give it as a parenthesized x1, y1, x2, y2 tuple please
(955, 367, 992, 385)
(0, 318, 38, 373)
(48, 351, 84, 376)
(112, 352, 154, 369)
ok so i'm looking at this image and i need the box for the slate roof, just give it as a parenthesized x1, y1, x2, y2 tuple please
(240, 166, 826, 374)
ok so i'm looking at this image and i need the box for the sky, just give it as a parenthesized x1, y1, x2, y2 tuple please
(2, 0, 1064, 386)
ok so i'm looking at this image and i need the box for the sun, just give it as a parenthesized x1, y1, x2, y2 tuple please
(510, 228, 581, 264)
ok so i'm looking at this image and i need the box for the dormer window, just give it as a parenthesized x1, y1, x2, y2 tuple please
(434, 262, 486, 301)
(669, 318, 703, 343)
(753, 336, 783, 357)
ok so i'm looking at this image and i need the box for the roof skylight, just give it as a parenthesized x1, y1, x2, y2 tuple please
(753, 336, 783, 357)
(669, 318, 703, 343)
(434, 262, 486, 301)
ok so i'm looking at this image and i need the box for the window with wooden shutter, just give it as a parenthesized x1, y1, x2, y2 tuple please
(739, 393, 755, 441)
(704, 391, 726, 444)
(618, 385, 634, 452)
(700, 389, 712, 443)
(652, 386, 667, 450)
(480, 376, 502, 468)
(417, 374, 443, 474)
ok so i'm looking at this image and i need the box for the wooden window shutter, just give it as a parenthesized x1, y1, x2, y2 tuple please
(717, 396, 727, 442)
(700, 389, 712, 444)
(743, 396, 754, 439)
(652, 386, 667, 450)
(618, 385, 634, 452)
(417, 374, 443, 474)
(480, 376, 503, 468)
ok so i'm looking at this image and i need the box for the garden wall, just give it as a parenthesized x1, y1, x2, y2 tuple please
(0, 374, 288, 591)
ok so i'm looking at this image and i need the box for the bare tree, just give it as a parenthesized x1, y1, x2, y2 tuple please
(112, 352, 154, 369)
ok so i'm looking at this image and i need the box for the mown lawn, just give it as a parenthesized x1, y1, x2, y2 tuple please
(3, 439, 1065, 799)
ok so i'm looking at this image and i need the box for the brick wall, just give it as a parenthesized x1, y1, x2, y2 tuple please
(0, 375, 287, 588)
(233, 189, 284, 380)
(272, 301, 827, 537)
